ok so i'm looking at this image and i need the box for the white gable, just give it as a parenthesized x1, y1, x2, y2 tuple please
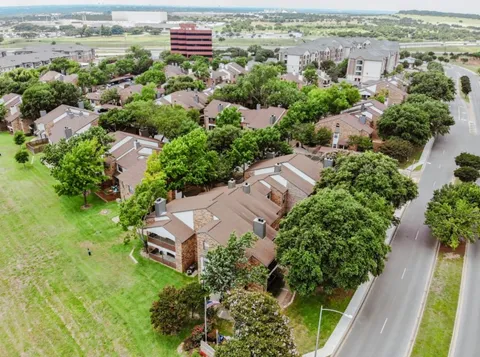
(283, 162, 316, 185)
(173, 211, 194, 230)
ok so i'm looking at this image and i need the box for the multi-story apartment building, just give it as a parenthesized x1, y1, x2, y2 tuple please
(346, 40, 400, 83)
(170, 24, 213, 59)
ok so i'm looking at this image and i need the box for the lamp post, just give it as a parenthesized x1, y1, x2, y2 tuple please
(314, 306, 353, 357)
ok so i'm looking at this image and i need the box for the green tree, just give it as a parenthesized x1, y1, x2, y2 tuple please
(49, 57, 80, 74)
(379, 138, 414, 163)
(114, 58, 135, 76)
(164, 53, 187, 65)
(149, 104, 198, 140)
(150, 286, 189, 335)
(378, 103, 432, 146)
(207, 125, 242, 153)
(132, 83, 157, 102)
(347, 135, 373, 152)
(276, 188, 391, 295)
(52, 138, 107, 207)
(216, 289, 298, 357)
(0, 103, 6, 121)
(203, 232, 268, 295)
(318, 151, 418, 208)
(408, 71, 456, 101)
(230, 130, 259, 177)
(181, 282, 207, 319)
(13, 131, 26, 145)
(149, 128, 216, 191)
(454, 167, 480, 182)
(425, 183, 480, 248)
(405, 94, 455, 136)
(216, 106, 242, 128)
(292, 122, 317, 146)
(303, 68, 318, 85)
(100, 88, 120, 105)
(427, 61, 444, 73)
(263, 79, 305, 108)
(455, 152, 480, 170)
(42, 127, 114, 167)
(14, 149, 29, 166)
(135, 69, 166, 86)
(460, 75, 472, 96)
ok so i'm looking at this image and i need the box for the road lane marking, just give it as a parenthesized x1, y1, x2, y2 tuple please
(443, 150, 445, 155)
(401, 268, 407, 280)
(433, 181, 436, 188)
(415, 230, 419, 240)
(438, 164, 442, 169)
(380, 318, 388, 334)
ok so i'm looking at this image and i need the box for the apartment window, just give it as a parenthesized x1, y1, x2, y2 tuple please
(356, 60, 363, 65)
(203, 241, 209, 251)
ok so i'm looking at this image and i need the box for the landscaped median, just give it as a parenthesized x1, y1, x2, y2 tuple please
(411, 244, 465, 357)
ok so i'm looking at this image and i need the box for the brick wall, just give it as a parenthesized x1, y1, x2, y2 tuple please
(196, 232, 220, 274)
(180, 235, 197, 272)
(9, 118, 33, 134)
(315, 120, 367, 146)
(193, 209, 214, 230)
(286, 182, 308, 211)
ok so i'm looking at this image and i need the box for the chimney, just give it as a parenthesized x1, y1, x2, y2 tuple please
(218, 103, 223, 112)
(242, 182, 250, 194)
(133, 140, 139, 150)
(40, 110, 47, 117)
(360, 103, 366, 112)
(256, 103, 261, 110)
(384, 97, 389, 107)
(154, 198, 166, 217)
(228, 178, 236, 189)
(274, 163, 282, 173)
(359, 114, 367, 125)
(194, 94, 199, 103)
(323, 157, 334, 168)
(269, 114, 276, 125)
(78, 101, 84, 109)
(64, 126, 73, 139)
(253, 217, 266, 239)
(266, 151, 275, 159)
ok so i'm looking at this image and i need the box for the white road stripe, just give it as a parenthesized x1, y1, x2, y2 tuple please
(380, 318, 388, 334)
(415, 230, 419, 240)
(433, 181, 436, 188)
(401, 268, 407, 280)
(438, 164, 442, 169)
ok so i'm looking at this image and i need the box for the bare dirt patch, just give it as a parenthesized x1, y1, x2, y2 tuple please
(100, 209, 110, 215)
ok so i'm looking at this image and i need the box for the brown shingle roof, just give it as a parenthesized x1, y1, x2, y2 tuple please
(158, 90, 209, 110)
(317, 113, 374, 134)
(241, 107, 287, 129)
(203, 99, 244, 119)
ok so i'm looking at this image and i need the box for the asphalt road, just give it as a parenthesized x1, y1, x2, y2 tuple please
(449, 66, 480, 357)
(334, 65, 477, 357)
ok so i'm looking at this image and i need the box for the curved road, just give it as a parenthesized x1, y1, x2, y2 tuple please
(334, 65, 478, 357)
(449, 66, 480, 357)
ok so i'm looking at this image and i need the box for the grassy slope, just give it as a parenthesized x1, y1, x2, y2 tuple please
(286, 290, 353, 355)
(411, 250, 463, 357)
(0, 133, 193, 356)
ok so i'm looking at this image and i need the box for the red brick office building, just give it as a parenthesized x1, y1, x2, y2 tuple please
(170, 23, 213, 59)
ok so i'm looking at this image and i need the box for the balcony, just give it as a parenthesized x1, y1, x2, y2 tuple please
(149, 253, 177, 269)
(148, 235, 176, 252)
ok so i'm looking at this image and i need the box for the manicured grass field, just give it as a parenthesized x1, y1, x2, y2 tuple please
(0, 133, 193, 356)
(411, 248, 464, 357)
(285, 289, 353, 355)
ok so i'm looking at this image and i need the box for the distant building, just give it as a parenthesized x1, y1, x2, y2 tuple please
(111, 11, 168, 23)
(0, 44, 95, 73)
(170, 24, 213, 59)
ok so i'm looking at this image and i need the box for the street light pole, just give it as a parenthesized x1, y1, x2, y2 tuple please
(313, 306, 353, 357)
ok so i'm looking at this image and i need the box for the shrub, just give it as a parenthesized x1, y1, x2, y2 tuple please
(379, 138, 414, 163)
(454, 167, 480, 183)
(13, 131, 26, 145)
(455, 152, 480, 170)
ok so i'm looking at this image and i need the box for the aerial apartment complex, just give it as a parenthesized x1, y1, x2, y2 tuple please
(279, 37, 399, 83)
(170, 23, 213, 59)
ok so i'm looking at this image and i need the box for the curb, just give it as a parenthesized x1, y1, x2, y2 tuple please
(405, 241, 440, 357)
(448, 243, 469, 357)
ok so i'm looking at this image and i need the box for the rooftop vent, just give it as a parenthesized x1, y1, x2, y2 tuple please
(64, 126, 73, 139)
(40, 110, 47, 117)
(274, 163, 282, 173)
(269, 114, 277, 125)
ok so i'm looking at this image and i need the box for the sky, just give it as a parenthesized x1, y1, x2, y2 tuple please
(2, 0, 480, 14)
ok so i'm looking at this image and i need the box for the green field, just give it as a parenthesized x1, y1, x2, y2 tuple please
(286, 290, 353, 354)
(1, 34, 301, 50)
(398, 14, 480, 27)
(411, 249, 464, 357)
(0, 133, 193, 356)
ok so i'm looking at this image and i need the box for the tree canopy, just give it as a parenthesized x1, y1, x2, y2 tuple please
(317, 151, 418, 208)
(216, 107, 242, 128)
(276, 188, 391, 295)
(203, 232, 268, 295)
(52, 138, 107, 207)
(408, 71, 456, 101)
(216, 289, 298, 357)
(455, 152, 480, 170)
(425, 183, 480, 248)
(405, 94, 455, 136)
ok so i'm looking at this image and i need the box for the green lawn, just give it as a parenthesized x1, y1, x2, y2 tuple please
(411, 249, 463, 357)
(0, 132, 193, 356)
(285, 290, 353, 355)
